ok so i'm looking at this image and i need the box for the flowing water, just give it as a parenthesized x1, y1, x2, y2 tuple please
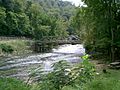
(0, 44, 85, 80)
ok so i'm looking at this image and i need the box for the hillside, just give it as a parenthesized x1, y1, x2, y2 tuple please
(31, 0, 76, 20)
(0, 0, 76, 38)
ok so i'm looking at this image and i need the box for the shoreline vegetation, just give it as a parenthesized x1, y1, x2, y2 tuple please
(0, 58, 120, 90)
(0, 39, 33, 57)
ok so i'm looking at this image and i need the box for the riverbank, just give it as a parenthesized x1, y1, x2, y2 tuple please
(63, 60, 120, 90)
(0, 40, 119, 90)
(83, 60, 120, 90)
(0, 39, 33, 57)
(63, 69, 120, 90)
(1, 60, 120, 90)
(84, 69, 120, 90)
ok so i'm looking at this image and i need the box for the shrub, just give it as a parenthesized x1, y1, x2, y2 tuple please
(0, 77, 30, 90)
(0, 44, 14, 54)
(30, 55, 95, 90)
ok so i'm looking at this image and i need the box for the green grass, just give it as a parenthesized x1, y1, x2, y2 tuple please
(0, 70, 120, 90)
(0, 40, 32, 56)
(0, 78, 30, 90)
(83, 69, 120, 90)
(62, 69, 120, 90)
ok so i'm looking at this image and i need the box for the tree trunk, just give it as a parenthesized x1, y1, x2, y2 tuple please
(108, 0, 115, 62)
(111, 29, 114, 62)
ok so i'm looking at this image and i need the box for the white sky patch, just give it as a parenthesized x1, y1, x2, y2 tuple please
(62, 0, 85, 7)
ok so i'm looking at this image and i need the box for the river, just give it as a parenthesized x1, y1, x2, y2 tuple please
(0, 44, 85, 80)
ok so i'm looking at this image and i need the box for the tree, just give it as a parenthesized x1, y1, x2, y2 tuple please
(0, 6, 6, 35)
(74, 0, 120, 61)
(0, 0, 76, 39)
(53, 18, 68, 38)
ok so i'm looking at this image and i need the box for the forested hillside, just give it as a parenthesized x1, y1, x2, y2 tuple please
(33, 0, 75, 19)
(0, 0, 75, 39)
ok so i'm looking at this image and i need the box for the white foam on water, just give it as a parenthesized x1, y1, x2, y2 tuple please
(53, 44, 85, 54)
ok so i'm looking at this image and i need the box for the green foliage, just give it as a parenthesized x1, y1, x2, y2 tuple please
(73, 0, 120, 61)
(30, 55, 95, 90)
(62, 67, 120, 90)
(0, 0, 75, 39)
(1, 68, 120, 90)
(53, 19, 69, 37)
(0, 43, 14, 53)
(0, 6, 6, 35)
(35, 0, 76, 19)
(0, 40, 32, 55)
(70, 55, 95, 89)
(0, 77, 30, 90)
(36, 60, 71, 90)
(83, 69, 120, 90)
(0, 6, 6, 22)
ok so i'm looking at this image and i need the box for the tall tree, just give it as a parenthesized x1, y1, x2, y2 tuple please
(74, 0, 120, 61)
(0, 6, 6, 35)
(0, 0, 76, 39)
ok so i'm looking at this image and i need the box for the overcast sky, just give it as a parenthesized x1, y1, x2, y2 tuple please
(62, 0, 84, 6)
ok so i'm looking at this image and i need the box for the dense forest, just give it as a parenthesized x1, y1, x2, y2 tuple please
(73, 0, 120, 61)
(0, 0, 76, 39)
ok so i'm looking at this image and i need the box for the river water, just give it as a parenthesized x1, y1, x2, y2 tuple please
(0, 44, 85, 80)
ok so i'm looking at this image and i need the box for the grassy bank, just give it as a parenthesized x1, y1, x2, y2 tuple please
(1, 69, 120, 90)
(63, 61, 120, 90)
(0, 78, 30, 90)
(0, 39, 33, 57)
(83, 69, 120, 90)
(1, 60, 120, 90)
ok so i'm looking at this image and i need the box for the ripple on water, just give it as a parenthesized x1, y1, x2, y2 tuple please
(0, 44, 85, 80)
